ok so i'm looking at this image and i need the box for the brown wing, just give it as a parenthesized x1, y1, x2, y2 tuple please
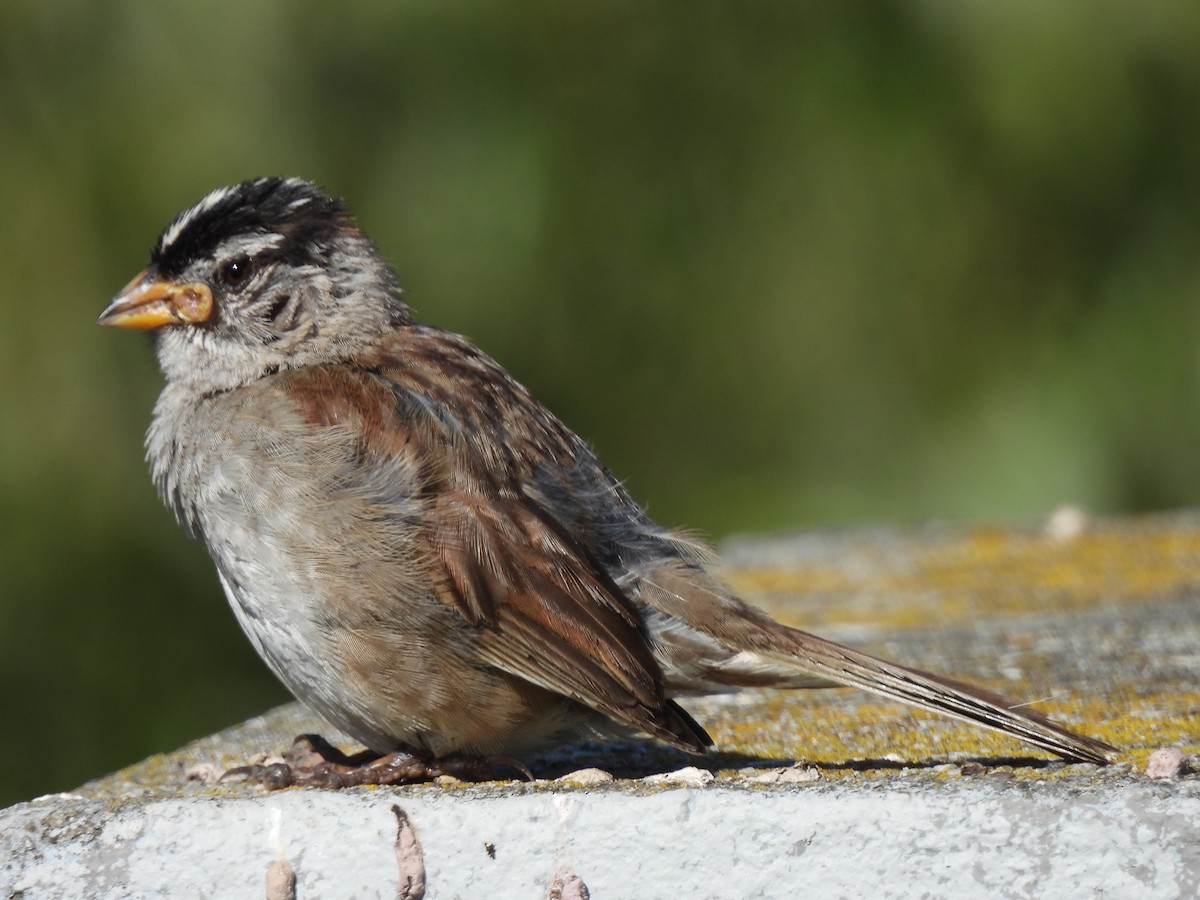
(284, 335, 711, 752)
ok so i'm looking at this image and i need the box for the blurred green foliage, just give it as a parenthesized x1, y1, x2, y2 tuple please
(2, 0, 1199, 806)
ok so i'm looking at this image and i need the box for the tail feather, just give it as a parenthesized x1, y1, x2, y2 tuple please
(639, 561, 1114, 764)
(759, 627, 1114, 764)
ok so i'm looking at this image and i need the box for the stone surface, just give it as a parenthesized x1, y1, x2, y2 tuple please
(6, 778, 1198, 898)
(3, 512, 1198, 897)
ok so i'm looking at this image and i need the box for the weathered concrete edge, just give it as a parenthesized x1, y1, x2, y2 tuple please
(7, 513, 1197, 896)
(4, 780, 1198, 898)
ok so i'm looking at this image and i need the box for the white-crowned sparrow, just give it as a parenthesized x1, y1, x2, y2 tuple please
(99, 177, 1112, 786)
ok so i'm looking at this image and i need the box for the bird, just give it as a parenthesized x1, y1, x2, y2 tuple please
(98, 177, 1113, 787)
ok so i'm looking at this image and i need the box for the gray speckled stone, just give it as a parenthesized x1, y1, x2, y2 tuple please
(5, 779, 1198, 898)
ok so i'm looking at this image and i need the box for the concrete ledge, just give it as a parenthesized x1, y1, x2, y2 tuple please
(4, 512, 1198, 897)
(7, 778, 1198, 897)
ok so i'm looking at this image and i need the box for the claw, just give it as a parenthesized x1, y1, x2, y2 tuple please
(214, 733, 533, 790)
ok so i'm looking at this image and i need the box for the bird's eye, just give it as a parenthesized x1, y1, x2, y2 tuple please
(219, 255, 254, 289)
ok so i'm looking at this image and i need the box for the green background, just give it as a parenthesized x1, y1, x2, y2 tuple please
(3, 1, 1199, 806)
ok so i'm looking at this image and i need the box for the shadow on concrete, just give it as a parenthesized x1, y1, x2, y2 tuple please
(523, 738, 1071, 781)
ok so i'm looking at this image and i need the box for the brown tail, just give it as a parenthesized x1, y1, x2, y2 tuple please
(639, 560, 1114, 763)
(755, 625, 1114, 764)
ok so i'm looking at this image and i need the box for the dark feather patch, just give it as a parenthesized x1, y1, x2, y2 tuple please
(151, 177, 348, 277)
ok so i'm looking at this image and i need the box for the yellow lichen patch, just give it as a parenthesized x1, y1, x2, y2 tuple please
(705, 695, 1040, 768)
(1071, 691, 1200, 760)
(727, 566, 864, 599)
(725, 522, 1200, 632)
(690, 679, 1197, 781)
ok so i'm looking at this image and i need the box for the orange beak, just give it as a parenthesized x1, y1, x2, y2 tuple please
(97, 270, 214, 330)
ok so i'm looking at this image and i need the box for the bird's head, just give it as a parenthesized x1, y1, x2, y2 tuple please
(99, 177, 411, 391)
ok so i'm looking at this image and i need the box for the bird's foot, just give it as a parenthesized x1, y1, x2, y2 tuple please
(221, 733, 518, 790)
